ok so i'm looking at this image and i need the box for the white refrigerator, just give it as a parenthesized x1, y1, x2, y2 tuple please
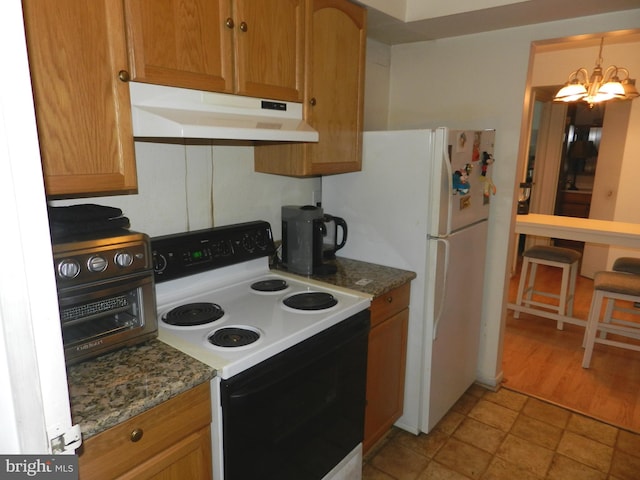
(321, 128, 495, 434)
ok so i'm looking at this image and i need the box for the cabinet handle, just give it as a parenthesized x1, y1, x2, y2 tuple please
(118, 70, 130, 82)
(130, 428, 144, 442)
(386, 296, 393, 303)
(225, 17, 235, 29)
(309, 97, 317, 106)
(239, 21, 248, 32)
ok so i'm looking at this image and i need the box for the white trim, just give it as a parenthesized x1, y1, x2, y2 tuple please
(0, 0, 75, 453)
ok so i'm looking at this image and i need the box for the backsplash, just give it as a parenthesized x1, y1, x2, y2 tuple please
(50, 141, 320, 240)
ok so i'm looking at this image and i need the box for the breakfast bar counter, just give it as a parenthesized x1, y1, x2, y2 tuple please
(510, 213, 640, 327)
(515, 213, 640, 248)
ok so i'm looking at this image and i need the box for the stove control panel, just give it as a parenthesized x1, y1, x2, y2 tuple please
(151, 221, 276, 283)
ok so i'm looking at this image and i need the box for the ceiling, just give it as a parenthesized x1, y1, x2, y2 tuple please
(358, 0, 640, 44)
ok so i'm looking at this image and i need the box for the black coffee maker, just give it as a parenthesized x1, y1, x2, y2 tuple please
(281, 205, 336, 275)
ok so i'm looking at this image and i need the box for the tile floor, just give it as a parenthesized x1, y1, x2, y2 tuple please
(362, 385, 640, 480)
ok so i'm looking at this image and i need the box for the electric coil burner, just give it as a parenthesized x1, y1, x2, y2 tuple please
(250, 278, 288, 292)
(208, 327, 260, 347)
(151, 221, 371, 480)
(283, 291, 338, 310)
(163, 302, 224, 326)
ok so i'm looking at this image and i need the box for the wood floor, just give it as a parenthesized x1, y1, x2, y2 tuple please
(502, 259, 640, 434)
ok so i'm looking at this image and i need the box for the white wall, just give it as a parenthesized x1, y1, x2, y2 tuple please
(51, 142, 320, 241)
(364, 39, 392, 130)
(383, 9, 640, 386)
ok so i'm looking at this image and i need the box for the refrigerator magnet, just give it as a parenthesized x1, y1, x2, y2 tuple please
(472, 131, 482, 161)
(453, 170, 470, 194)
(481, 151, 494, 176)
(455, 131, 468, 152)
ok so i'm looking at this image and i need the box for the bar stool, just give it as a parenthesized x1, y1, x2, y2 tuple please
(582, 271, 640, 368)
(600, 256, 640, 336)
(514, 245, 581, 329)
(613, 257, 640, 275)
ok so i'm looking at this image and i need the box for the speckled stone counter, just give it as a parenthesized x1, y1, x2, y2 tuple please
(275, 257, 416, 298)
(66, 339, 214, 439)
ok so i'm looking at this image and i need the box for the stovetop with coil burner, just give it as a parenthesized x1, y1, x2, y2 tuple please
(151, 221, 371, 379)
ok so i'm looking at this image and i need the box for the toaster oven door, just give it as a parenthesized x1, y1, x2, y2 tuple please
(58, 272, 157, 364)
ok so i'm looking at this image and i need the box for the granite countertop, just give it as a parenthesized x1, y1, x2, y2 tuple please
(275, 256, 416, 298)
(66, 339, 215, 439)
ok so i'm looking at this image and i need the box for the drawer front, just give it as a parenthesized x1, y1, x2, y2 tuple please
(560, 191, 591, 205)
(79, 382, 211, 479)
(370, 282, 411, 328)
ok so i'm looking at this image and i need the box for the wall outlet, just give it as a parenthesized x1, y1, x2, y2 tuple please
(312, 189, 322, 206)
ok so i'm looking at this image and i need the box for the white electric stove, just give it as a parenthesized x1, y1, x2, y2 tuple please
(151, 221, 371, 480)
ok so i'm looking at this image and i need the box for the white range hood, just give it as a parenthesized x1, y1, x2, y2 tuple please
(129, 82, 318, 143)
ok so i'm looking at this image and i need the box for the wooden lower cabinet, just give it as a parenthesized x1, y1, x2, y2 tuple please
(78, 382, 212, 480)
(364, 282, 410, 454)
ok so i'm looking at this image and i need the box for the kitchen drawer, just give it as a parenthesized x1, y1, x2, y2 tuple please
(370, 283, 411, 328)
(78, 382, 211, 479)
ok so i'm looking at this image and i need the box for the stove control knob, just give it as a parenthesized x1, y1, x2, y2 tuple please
(242, 234, 255, 252)
(57, 258, 81, 279)
(87, 255, 108, 273)
(114, 251, 134, 268)
(254, 230, 270, 250)
(153, 253, 167, 273)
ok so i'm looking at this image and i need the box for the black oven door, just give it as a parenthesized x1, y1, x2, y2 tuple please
(220, 309, 370, 480)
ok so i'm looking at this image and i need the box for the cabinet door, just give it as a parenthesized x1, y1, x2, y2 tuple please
(364, 308, 409, 454)
(78, 383, 212, 480)
(234, 0, 305, 101)
(305, 0, 366, 174)
(120, 426, 212, 480)
(23, 0, 137, 197)
(124, 0, 234, 93)
(254, 0, 366, 176)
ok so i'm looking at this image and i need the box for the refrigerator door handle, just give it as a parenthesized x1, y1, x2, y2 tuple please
(431, 127, 453, 238)
(442, 141, 453, 237)
(432, 236, 450, 340)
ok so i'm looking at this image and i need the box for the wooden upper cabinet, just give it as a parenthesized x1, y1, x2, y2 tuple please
(124, 0, 234, 93)
(254, 0, 366, 176)
(234, 0, 305, 101)
(124, 0, 304, 101)
(305, 0, 366, 174)
(22, 0, 137, 197)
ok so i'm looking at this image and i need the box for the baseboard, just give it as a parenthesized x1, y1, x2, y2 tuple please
(475, 370, 504, 391)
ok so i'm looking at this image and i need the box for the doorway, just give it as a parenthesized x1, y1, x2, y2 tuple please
(504, 30, 640, 433)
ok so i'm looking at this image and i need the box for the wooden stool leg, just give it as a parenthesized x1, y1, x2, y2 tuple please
(582, 290, 604, 368)
(514, 257, 530, 319)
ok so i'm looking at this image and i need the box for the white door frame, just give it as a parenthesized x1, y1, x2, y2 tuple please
(0, 0, 75, 454)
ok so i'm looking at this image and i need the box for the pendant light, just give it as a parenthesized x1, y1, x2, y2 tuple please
(554, 37, 639, 107)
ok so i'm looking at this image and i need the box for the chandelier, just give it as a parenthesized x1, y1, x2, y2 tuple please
(554, 37, 639, 107)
